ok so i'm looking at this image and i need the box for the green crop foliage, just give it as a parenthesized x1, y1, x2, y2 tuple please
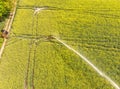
(0, 0, 120, 89)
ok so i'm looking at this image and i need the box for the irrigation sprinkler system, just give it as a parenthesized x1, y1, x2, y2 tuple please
(30, 7, 120, 89)
(53, 36, 120, 89)
(0, 2, 119, 89)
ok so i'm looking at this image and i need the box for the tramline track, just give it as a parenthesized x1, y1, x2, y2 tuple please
(31, 42, 38, 89)
(24, 40, 33, 89)
(31, 13, 39, 89)
(24, 9, 39, 89)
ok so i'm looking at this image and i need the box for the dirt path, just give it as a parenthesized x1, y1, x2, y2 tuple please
(54, 36, 120, 89)
(0, 1, 17, 59)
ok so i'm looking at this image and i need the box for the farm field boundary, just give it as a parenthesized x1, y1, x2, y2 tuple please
(0, 1, 18, 59)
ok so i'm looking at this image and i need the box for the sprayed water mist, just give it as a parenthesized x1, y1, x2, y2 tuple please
(54, 36, 120, 89)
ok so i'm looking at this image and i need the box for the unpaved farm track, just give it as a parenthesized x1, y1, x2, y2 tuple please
(0, 1, 18, 58)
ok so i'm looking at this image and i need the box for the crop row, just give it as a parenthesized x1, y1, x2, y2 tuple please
(0, 0, 120, 88)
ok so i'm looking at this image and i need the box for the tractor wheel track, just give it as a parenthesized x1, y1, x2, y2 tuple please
(24, 40, 33, 89)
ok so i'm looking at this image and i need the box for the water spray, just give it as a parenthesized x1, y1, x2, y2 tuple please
(53, 36, 120, 89)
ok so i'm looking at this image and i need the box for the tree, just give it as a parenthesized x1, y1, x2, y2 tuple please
(0, 0, 12, 21)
